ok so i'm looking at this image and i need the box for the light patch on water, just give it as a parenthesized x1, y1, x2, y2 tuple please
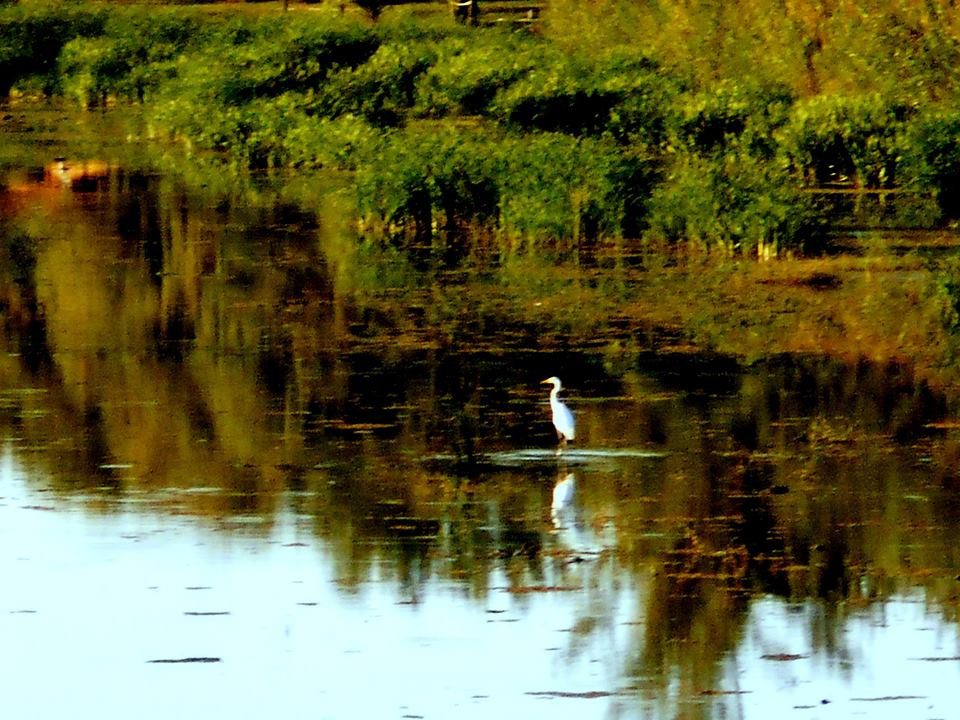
(0, 448, 640, 720)
(724, 595, 960, 720)
(425, 447, 668, 470)
(2, 447, 958, 720)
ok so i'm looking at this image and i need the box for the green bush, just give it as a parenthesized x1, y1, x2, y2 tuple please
(0, 4, 105, 95)
(645, 147, 824, 257)
(414, 35, 544, 118)
(355, 127, 651, 248)
(669, 80, 794, 158)
(355, 126, 501, 242)
(283, 112, 383, 170)
(315, 40, 438, 126)
(777, 94, 912, 188)
(489, 55, 605, 134)
(166, 16, 380, 108)
(146, 17, 380, 154)
(497, 133, 635, 245)
(52, 7, 219, 107)
(490, 51, 671, 146)
(902, 111, 960, 221)
(58, 36, 124, 106)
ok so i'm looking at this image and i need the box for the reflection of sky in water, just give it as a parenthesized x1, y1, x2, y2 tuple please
(2, 449, 958, 720)
(0, 450, 636, 719)
(730, 598, 960, 719)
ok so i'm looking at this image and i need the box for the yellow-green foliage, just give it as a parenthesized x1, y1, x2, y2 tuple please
(7, 0, 960, 253)
(544, 0, 960, 101)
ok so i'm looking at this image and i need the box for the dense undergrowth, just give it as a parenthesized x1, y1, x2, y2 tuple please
(4, 0, 960, 257)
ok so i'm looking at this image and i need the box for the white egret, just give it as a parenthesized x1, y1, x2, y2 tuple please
(541, 376, 575, 447)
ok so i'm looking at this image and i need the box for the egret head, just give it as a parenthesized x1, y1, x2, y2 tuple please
(540, 376, 562, 389)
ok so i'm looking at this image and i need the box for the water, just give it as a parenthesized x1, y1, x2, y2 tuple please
(3, 450, 958, 720)
(1, 119, 959, 718)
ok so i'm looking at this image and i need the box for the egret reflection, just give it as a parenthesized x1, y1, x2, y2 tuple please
(552, 471, 576, 513)
(550, 471, 577, 529)
(548, 469, 605, 563)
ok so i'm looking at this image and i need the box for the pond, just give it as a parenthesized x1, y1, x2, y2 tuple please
(1, 109, 959, 719)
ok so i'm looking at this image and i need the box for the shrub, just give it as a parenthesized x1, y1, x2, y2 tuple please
(778, 93, 912, 188)
(644, 147, 825, 257)
(902, 111, 960, 221)
(0, 4, 105, 95)
(669, 80, 795, 158)
(355, 126, 501, 242)
(165, 16, 380, 108)
(491, 50, 674, 147)
(315, 40, 438, 126)
(497, 133, 636, 245)
(146, 17, 381, 153)
(413, 35, 544, 117)
(58, 36, 126, 107)
(283, 112, 383, 170)
(491, 54, 615, 136)
(355, 127, 651, 249)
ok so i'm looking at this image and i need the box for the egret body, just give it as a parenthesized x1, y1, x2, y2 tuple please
(541, 376, 575, 446)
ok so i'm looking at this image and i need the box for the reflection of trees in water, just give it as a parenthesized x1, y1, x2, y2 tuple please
(2, 170, 960, 712)
(613, 375, 959, 705)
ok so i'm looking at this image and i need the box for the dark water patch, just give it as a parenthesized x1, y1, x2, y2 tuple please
(698, 689, 750, 696)
(505, 585, 581, 594)
(526, 690, 623, 699)
(636, 351, 744, 398)
(759, 270, 842, 290)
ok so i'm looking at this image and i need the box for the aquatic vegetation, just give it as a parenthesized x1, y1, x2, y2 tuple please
(413, 33, 546, 118)
(353, 127, 646, 249)
(644, 147, 826, 257)
(777, 93, 912, 188)
(6, 0, 960, 257)
(668, 79, 794, 159)
(0, 2, 105, 95)
(903, 110, 960, 220)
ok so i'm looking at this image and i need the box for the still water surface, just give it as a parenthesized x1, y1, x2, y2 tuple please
(1, 133, 959, 718)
